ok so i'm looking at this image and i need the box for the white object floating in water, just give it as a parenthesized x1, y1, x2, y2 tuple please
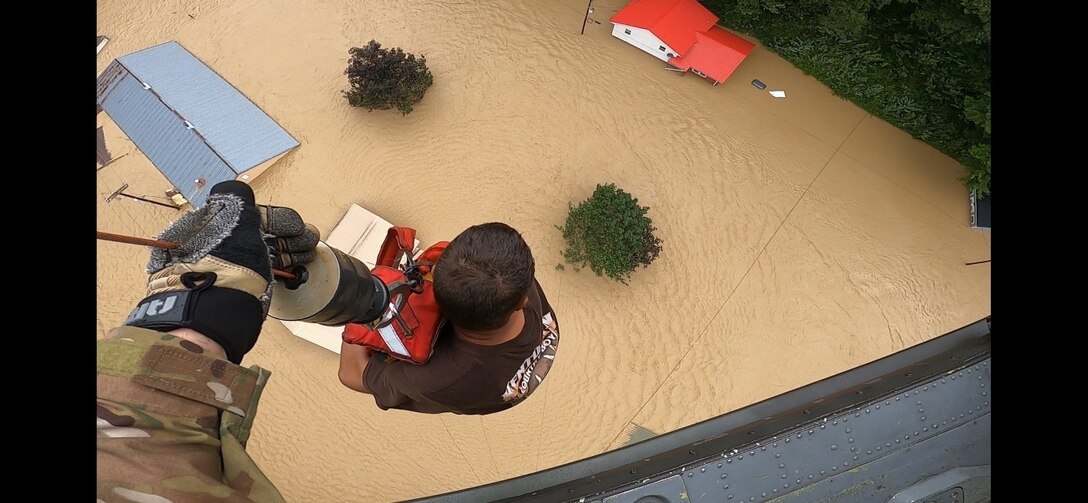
(769, 90, 787, 98)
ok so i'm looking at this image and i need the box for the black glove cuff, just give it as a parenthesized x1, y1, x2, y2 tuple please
(125, 279, 264, 364)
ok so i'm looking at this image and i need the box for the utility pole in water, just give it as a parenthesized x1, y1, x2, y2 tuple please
(581, 0, 594, 35)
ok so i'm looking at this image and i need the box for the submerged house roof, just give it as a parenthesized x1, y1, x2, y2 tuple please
(96, 41, 299, 206)
(610, 0, 717, 54)
(668, 26, 754, 84)
(610, 0, 755, 84)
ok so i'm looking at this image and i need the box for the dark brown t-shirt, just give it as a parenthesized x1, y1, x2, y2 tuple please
(363, 280, 560, 415)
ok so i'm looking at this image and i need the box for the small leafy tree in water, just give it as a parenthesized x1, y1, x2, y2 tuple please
(343, 40, 434, 115)
(559, 183, 663, 284)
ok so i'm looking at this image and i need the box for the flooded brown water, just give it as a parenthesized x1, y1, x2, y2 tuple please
(96, 0, 991, 500)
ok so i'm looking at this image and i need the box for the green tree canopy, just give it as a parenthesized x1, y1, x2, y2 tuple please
(343, 40, 434, 115)
(704, 0, 990, 195)
(559, 184, 663, 284)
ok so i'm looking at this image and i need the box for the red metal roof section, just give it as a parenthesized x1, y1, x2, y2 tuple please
(703, 25, 756, 56)
(610, 0, 718, 54)
(667, 27, 755, 83)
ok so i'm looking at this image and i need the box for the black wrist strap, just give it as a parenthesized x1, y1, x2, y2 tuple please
(125, 275, 263, 364)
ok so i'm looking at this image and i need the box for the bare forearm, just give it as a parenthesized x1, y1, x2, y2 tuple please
(338, 342, 373, 393)
(166, 327, 228, 360)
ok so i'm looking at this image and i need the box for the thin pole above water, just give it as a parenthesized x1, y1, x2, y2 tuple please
(581, 0, 593, 35)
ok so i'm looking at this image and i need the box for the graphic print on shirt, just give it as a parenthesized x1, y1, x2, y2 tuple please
(502, 312, 559, 402)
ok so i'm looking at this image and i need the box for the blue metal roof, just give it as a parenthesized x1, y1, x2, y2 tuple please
(97, 41, 298, 206)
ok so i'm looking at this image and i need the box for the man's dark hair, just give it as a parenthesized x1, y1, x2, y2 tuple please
(433, 223, 536, 332)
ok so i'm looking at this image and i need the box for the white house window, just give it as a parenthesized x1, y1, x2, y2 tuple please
(624, 28, 631, 35)
(667, 52, 674, 57)
(659, 45, 666, 51)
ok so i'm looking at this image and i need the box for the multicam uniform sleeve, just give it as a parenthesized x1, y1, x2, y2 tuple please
(97, 327, 284, 503)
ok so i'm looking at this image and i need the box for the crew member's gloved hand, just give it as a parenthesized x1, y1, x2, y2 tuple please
(124, 181, 318, 364)
(259, 204, 319, 269)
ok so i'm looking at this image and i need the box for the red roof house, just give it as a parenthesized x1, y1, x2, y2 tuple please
(609, 0, 755, 85)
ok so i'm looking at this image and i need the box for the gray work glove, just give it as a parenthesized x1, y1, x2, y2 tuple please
(125, 181, 318, 363)
(259, 205, 320, 269)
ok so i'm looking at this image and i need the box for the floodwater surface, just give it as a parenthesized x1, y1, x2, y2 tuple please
(96, 0, 991, 500)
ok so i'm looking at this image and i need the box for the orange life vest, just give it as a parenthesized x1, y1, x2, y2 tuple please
(341, 227, 448, 364)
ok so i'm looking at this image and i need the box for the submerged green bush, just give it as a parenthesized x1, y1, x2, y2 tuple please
(559, 184, 663, 284)
(343, 40, 434, 115)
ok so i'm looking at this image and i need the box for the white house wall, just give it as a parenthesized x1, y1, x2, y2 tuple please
(611, 24, 678, 63)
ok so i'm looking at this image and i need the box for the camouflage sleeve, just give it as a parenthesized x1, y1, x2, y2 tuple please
(97, 327, 284, 503)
